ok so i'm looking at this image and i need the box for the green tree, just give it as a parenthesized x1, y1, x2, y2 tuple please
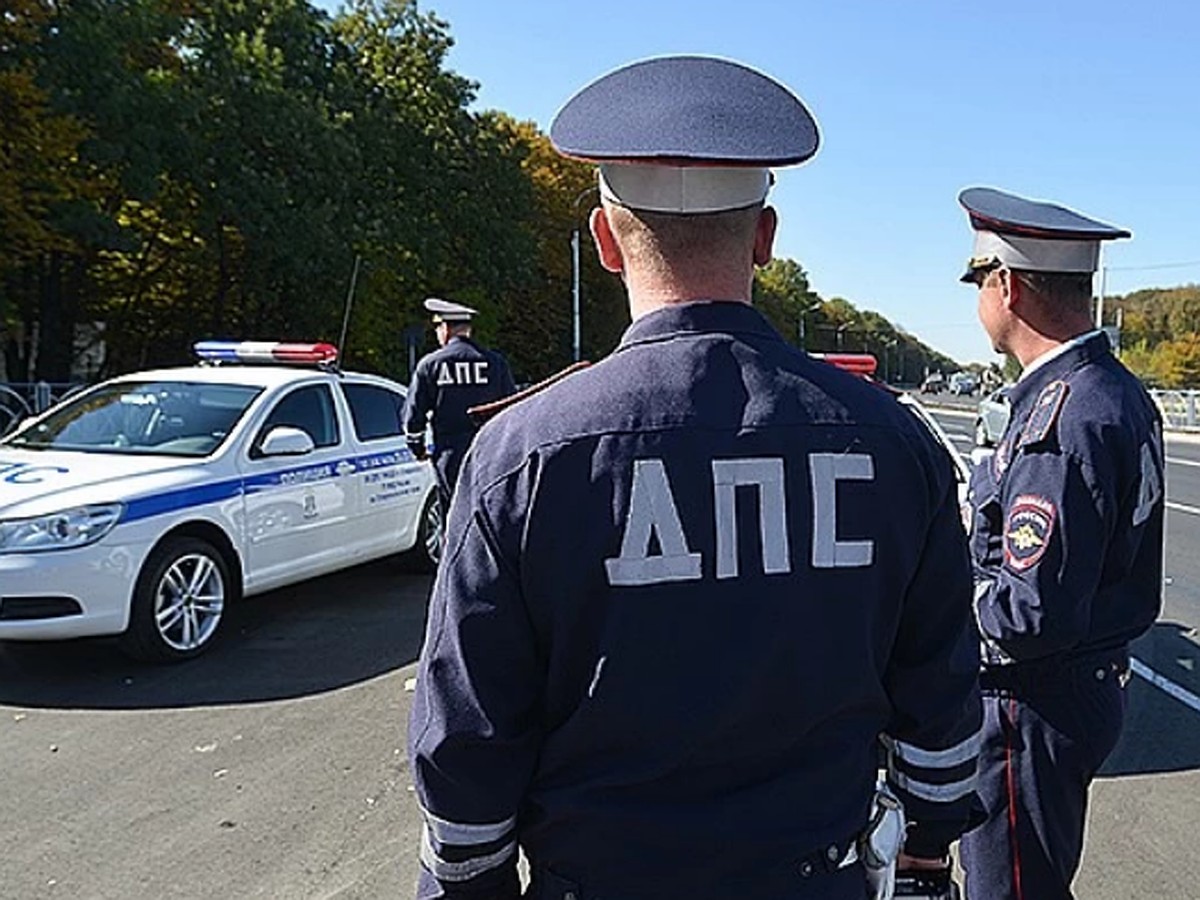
(753, 258, 819, 347)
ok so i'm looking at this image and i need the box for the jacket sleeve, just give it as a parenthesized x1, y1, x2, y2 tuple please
(975, 447, 1111, 661)
(404, 362, 434, 454)
(882, 458, 982, 859)
(494, 353, 517, 398)
(407, 451, 544, 899)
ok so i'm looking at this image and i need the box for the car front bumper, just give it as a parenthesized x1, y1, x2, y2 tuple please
(0, 538, 145, 640)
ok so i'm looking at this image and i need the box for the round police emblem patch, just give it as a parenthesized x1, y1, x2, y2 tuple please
(1004, 494, 1055, 571)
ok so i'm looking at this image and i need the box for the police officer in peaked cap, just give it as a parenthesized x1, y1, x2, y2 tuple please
(955, 188, 1164, 900)
(403, 297, 516, 518)
(408, 56, 982, 900)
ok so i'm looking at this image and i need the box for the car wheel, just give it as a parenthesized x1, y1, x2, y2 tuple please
(975, 419, 991, 448)
(119, 536, 232, 663)
(402, 491, 442, 572)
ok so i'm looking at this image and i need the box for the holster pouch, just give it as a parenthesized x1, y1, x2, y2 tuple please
(860, 783, 906, 900)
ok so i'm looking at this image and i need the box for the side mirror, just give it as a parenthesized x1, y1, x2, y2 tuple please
(259, 425, 315, 457)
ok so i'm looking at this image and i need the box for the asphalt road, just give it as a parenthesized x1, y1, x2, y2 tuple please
(1, 403, 1198, 899)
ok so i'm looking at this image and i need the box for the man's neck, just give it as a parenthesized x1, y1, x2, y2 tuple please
(1008, 318, 1092, 369)
(625, 274, 754, 321)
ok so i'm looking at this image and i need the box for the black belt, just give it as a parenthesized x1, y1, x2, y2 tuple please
(980, 647, 1130, 694)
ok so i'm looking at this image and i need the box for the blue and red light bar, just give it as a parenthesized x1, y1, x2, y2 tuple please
(193, 341, 339, 365)
(811, 353, 878, 376)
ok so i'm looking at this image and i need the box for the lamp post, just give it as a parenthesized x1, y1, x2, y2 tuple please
(570, 186, 599, 363)
(797, 300, 821, 350)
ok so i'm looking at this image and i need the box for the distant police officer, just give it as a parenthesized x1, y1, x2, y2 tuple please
(403, 297, 516, 515)
(408, 57, 982, 900)
(956, 188, 1165, 900)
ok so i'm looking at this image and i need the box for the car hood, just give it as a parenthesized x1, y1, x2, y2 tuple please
(0, 448, 212, 518)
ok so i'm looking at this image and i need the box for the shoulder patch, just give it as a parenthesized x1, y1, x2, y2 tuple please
(1004, 494, 1056, 571)
(1018, 380, 1069, 449)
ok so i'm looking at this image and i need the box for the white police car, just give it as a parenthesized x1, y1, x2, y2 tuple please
(0, 341, 440, 662)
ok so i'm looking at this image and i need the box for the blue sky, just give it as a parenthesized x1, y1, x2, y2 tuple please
(318, 0, 1200, 364)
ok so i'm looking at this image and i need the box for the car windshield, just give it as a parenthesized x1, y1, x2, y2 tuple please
(1, 381, 262, 457)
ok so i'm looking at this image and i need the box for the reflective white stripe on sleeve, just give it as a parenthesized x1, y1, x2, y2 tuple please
(421, 809, 516, 845)
(882, 729, 982, 769)
(889, 769, 978, 803)
(419, 825, 516, 883)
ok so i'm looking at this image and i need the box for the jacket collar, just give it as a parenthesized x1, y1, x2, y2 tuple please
(1008, 331, 1111, 411)
(617, 300, 779, 350)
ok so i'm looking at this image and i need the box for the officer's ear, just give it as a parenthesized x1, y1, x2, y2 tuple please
(1000, 267, 1021, 311)
(590, 206, 624, 274)
(753, 206, 778, 267)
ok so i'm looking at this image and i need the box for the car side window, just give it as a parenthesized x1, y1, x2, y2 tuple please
(342, 383, 405, 442)
(256, 384, 340, 452)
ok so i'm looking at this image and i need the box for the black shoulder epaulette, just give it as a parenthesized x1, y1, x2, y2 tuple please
(1017, 380, 1069, 449)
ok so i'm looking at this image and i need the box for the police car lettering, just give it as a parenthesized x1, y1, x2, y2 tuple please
(810, 452, 874, 568)
(713, 458, 790, 579)
(0, 462, 71, 485)
(277, 464, 334, 487)
(605, 458, 702, 586)
(436, 361, 490, 386)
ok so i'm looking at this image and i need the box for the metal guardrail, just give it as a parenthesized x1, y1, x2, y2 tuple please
(0, 382, 87, 437)
(1148, 390, 1200, 431)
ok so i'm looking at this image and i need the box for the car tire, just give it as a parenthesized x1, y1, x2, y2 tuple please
(975, 419, 991, 448)
(401, 491, 442, 573)
(119, 536, 232, 663)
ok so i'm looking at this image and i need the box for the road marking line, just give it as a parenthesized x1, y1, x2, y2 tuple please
(1131, 657, 1200, 714)
(1167, 501, 1200, 516)
(1166, 456, 1200, 468)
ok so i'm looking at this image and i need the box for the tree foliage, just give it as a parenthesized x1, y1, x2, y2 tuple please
(1110, 285, 1200, 387)
(1, 0, 982, 388)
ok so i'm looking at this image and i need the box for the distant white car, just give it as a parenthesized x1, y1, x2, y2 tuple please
(0, 341, 439, 662)
(949, 372, 978, 396)
(975, 387, 1012, 447)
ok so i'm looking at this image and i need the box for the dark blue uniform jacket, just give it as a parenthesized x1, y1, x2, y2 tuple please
(409, 302, 981, 899)
(969, 332, 1164, 667)
(403, 336, 516, 453)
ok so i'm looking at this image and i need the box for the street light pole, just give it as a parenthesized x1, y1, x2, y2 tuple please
(570, 186, 598, 363)
(571, 228, 581, 363)
(797, 300, 820, 350)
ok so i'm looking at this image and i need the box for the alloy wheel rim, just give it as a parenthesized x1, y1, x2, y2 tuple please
(154, 552, 225, 651)
(425, 499, 443, 565)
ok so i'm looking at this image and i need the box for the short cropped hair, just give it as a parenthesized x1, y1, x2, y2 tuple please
(606, 203, 763, 276)
(1015, 270, 1094, 324)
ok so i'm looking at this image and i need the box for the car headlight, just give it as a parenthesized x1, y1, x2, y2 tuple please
(0, 503, 124, 554)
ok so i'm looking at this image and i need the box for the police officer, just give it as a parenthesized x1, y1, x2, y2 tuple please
(955, 188, 1165, 900)
(403, 297, 516, 515)
(408, 56, 982, 900)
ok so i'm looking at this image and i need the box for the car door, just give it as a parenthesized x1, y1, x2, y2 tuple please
(984, 389, 1011, 441)
(239, 381, 358, 590)
(339, 380, 428, 559)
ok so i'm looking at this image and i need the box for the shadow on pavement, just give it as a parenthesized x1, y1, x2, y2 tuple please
(1101, 620, 1200, 777)
(0, 559, 433, 711)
